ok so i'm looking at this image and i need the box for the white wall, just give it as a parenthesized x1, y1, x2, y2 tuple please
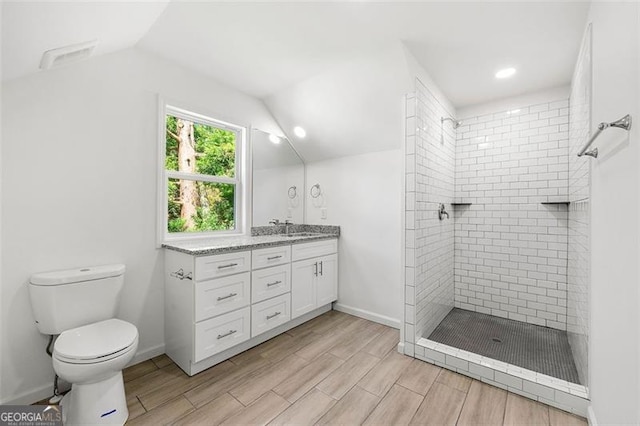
(586, 2, 640, 424)
(0, 47, 280, 404)
(0, 1, 4, 406)
(304, 150, 403, 327)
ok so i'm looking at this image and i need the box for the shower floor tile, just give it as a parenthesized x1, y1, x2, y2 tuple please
(427, 308, 581, 384)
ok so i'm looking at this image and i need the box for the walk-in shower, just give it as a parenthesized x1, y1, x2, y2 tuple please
(403, 27, 594, 416)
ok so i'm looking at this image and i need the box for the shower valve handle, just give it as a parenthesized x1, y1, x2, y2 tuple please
(438, 203, 450, 220)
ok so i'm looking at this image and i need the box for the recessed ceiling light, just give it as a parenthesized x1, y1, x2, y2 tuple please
(293, 126, 306, 138)
(269, 134, 281, 144)
(495, 67, 516, 79)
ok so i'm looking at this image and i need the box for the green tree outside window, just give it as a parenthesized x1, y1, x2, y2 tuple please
(166, 115, 236, 233)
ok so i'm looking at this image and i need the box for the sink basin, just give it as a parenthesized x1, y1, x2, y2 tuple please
(284, 232, 323, 237)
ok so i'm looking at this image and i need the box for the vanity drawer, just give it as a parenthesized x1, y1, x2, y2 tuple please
(252, 245, 291, 270)
(251, 264, 290, 303)
(195, 251, 251, 280)
(195, 272, 250, 322)
(251, 293, 291, 337)
(292, 239, 338, 261)
(194, 307, 250, 362)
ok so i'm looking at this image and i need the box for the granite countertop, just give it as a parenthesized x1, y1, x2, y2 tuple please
(163, 225, 340, 256)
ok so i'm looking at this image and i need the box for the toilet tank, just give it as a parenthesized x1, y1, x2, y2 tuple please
(29, 264, 126, 335)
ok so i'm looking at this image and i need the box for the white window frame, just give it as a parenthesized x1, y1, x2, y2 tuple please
(157, 99, 249, 244)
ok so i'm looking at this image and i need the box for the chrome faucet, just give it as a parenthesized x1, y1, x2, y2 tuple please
(438, 203, 449, 220)
(269, 219, 281, 225)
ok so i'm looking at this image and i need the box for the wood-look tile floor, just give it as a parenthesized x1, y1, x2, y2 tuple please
(123, 311, 588, 426)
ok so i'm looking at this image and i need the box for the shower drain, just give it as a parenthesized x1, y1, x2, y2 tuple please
(491, 337, 503, 343)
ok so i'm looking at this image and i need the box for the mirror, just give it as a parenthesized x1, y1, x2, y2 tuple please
(252, 129, 305, 226)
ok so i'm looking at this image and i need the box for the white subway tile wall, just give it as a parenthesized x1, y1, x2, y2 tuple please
(405, 92, 417, 356)
(405, 78, 457, 348)
(454, 100, 570, 329)
(567, 24, 591, 387)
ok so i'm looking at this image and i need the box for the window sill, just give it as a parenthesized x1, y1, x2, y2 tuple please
(159, 230, 247, 248)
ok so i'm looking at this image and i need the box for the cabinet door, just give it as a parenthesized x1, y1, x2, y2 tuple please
(291, 258, 317, 319)
(317, 254, 338, 307)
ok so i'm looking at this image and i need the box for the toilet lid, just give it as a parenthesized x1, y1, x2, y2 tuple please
(54, 319, 138, 361)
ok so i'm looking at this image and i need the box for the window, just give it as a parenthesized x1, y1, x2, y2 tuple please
(160, 104, 247, 240)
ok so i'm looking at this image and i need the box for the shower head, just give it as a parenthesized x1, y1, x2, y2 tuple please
(441, 116, 462, 129)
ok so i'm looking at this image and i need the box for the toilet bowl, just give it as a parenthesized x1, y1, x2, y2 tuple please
(53, 319, 139, 425)
(29, 264, 138, 425)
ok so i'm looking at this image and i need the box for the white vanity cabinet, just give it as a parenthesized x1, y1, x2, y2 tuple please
(165, 237, 338, 376)
(291, 240, 338, 319)
(165, 250, 253, 375)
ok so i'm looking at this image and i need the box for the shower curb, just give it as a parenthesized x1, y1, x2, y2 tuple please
(415, 338, 589, 417)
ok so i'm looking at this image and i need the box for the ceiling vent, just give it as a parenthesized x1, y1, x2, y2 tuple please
(39, 40, 98, 70)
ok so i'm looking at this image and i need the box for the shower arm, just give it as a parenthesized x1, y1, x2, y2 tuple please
(441, 116, 462, 129)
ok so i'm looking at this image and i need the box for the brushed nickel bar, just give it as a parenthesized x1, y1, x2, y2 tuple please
(578, 114, 632, 158)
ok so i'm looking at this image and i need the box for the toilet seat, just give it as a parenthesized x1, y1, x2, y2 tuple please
(54, 318, 138, 364)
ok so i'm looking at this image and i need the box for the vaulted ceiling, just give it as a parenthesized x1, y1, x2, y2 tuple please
(138, 1, 589, 107)
(2, 1, 589, 108)
(1, 1, 170, 82)
(2, 1, 591, 161)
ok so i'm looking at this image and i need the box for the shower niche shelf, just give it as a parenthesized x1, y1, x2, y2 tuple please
(541, 201, 570, 205)
(451, 202, 472, 206)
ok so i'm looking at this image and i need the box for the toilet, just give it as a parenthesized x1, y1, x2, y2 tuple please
(29, 264, 139, 426)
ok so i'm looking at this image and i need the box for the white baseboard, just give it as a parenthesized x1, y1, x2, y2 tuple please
(587, 405, 597, 426)
(1, 344, 167, 406)
(127, 343, 166, 368)
(397, 342, 405, 353)
(0, 383, 53, 406)
(333, 303, 401, 329)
